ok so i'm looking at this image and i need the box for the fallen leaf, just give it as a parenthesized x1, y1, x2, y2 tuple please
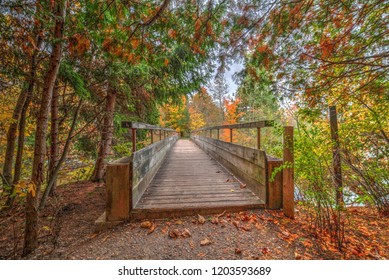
(169, 229, 180, 239)
(232, 220, 240, 229)
(175, 220, 183, 225)
(240, 184, 247, 189)
(211, 217, 219, 224)
(235, 248, 242, 254)
(140, 221, 152, 229)
(262, 248, 269, 255)
(241, 224, 252, 231)
(147, 224, 157, 235)
(197, 252, 206, 257)
(189, 241, 195, 249)
(230, 189, 235, 192)
(161, 226, 168, 235)
(295, 252, 302, 260)
(281, 231, 290, 237)
(200, 238, 212, 246)
(198, 214, 206, 224)
(182, 228, 191, 238)
(216, 170, 221, 173)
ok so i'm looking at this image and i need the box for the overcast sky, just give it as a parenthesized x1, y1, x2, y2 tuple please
(222, 62, 243, 97)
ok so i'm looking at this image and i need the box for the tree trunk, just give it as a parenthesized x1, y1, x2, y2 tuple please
(48, 83, 60, 196)
(40, 100, 82, 209)
(6, 36, 43, 207)
(329, 106, 343, 206)
(2, 91, 28, 187)
(23, 0, 67, 256)
(91, 86, 117, 182)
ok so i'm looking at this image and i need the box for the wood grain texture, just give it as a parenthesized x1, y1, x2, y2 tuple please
(191, 136, 267, 201)
(267, 158, 283, 210)
(135, 139, 265, 218)
(106, 163, 130, 221)
(132, 135, 178, 206)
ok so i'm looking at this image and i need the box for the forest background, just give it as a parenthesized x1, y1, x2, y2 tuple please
(0, 0, 387, 257)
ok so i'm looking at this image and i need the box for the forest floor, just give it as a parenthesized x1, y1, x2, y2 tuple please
(0, 181, 388, 260)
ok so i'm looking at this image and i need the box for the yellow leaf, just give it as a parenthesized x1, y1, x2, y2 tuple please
(28, 181, 36, 197)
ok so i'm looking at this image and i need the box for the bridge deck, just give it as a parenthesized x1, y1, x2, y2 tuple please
(131, 139, 265, 219)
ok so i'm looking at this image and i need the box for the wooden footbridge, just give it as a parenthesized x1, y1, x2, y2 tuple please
(96, 121, 294, 231)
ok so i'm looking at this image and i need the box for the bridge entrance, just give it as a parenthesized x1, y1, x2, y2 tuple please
(95, 121, 293, 232)
(131, 139, 264, 220)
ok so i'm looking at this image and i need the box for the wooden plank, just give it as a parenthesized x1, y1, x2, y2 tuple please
(267, 159, 283, 210)
(136, 199, 264, 209)
(141, 192, 255, 200)
(132, 139, 264, 219)
(106, 163, 130, 221)
(197, 136, 266, 167)
(132, 135, 178, 206)
(139, 196, 261, 206)
(192, 120, 274, 132)
(191, 136, 267, 201)
(130, 203, 266, 220)
(122, 121, 175, 131)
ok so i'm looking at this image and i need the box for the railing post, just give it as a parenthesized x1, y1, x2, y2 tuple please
(159, 129, 162, 141)
(229, 128, 233, 143)
(257, 127, 261, 149)
(132, 128, 137, 152)
(210, 129, 212, 138)
(150, 130, 153, 144)
(106, 163, 130, 221)
(217, 129, 220, 140)
(283, 126, 294, 218)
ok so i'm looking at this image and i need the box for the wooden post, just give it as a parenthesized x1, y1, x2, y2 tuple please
(210, 129, 212, 138)
(257, 127, 261, 149)
(267, 159, 283, 209)
(329, 106, 343, 206)
(131, 128, 137, 152)
(150, 130, 153, 144)
(159, 129, 162, 141)
(164, 130, 166, 139)
(283, 126, 294, 218)
(217, 129, 220, 140)
(106, 163, 130, 221)
(229, 128, 233, 142)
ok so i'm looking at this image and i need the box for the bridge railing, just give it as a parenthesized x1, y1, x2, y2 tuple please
(96, 122, 178, 231)
(190, 121, 294, 218)
(191, 120, 274, 150)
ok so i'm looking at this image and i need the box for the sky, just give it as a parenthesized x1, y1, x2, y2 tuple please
(222, 62, 244, 97)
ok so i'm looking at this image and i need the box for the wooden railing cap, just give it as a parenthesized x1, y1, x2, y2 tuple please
(191, 120, 274, 132)
(121, 121, 176, 131)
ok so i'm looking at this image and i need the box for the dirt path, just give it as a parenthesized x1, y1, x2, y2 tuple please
(1, 182, 387, 260)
